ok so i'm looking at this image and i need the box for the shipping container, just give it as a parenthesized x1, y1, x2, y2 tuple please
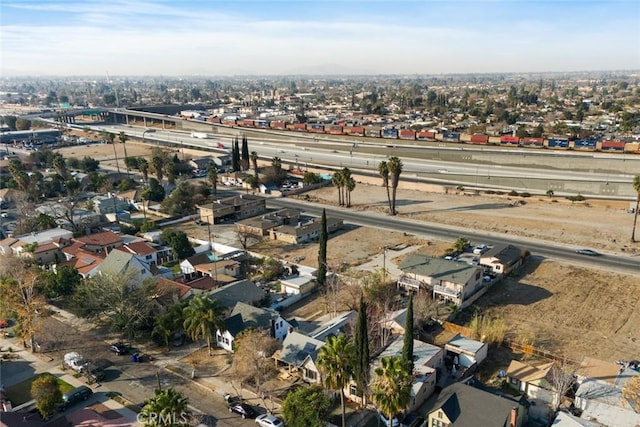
(382, 129, 399, 139)
(623, 142, 640, 153)
(521, 137, 543, 147)
(470, 135, 489, 144)
(293, 123, 306, 131)
(241, 119, 255, 127)
(442, 132, 460, 142)
(207, 117, 221, 124)
(573, 139, 596, 150)
(547, 138, 569, 149)
(599, 140, 626, 151)
(222, 119, 237, 126)
(255, 120, 268, 129)
(328, 125, 343, 135)
(399, 130, 416, 140)
(347, 126, 365, 136)
(365, 128, 381, 138)
(500, 136, 520, 145)
(417, 131, 435, 140)
(271, 121, 286, 130)
(307, 124, 325, 133)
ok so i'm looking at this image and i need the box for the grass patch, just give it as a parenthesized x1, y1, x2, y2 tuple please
(5, 374, 74, 406)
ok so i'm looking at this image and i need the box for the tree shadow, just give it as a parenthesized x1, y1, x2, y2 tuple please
(427, 202, 517, 213)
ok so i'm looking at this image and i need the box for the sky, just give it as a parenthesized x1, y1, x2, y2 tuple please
(1, 0, 639, 76)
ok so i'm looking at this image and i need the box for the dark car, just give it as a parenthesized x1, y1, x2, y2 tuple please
(224, 394, 256, 419)
(58, 386, 92, 411)
(109, 342, 128, 355)
(576, 248, 601, 256)
(82, 363, 105, 384)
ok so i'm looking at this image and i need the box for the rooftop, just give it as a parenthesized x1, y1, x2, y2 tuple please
(399, 254, 482, 285)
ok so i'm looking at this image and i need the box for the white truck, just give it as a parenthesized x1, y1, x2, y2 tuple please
(190, 132, 209, 139)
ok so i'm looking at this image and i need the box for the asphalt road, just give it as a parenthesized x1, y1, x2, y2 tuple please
(267, 197, 640, 276)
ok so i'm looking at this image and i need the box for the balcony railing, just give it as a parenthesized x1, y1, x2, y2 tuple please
(397, 275, 422, 289)
(433, 285, 461, 298)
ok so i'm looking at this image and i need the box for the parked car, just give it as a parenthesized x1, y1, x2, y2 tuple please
(58, 385, 92, 411)
(225, 395, 256, 419)
(378, 410, 401, 427)
(82, 363, 105, 383)
(473, 244, 488, 255)
(576, 248, 601, 256)
(255, 414, 284, 427)
(63, 352, 86, 372)
(109, 342, 128, 355)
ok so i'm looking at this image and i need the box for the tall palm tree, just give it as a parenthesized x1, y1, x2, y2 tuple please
(346, 176, 356, 208)
(632, 174, 640, 242)
(102, 131, 121, 176)
(370, 356, 412, 426)
(151, 154, 164, 182)
(138, 158, 149, 183)
(250, 151, 259, 178)
(317, 334, 354, 427)
(378, 160, 392, 213)
(271, 156, 282, 170)
(332, 170, 344, 206)
(183, 294, 225, 356)
(152, 314, 174, 349)
(207, 161, 218, 197)
(119, 132, 130, 178)
(52, 154, 67, 178)
(341, 168, 353, 207)
(140, 387, 191, 427)
(387, 157, 403, 216)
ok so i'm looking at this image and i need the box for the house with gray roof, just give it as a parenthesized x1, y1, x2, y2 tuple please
(427, 382, 524, 427)
(207, 279, 266, 310)
(98, 249, 154, 281)
(215, 302, 294, 352)
(479, 244, 528, 275)
(397, 254, 484, 307)
(273, 331, 325, 384)
(445, 334, 488, 369)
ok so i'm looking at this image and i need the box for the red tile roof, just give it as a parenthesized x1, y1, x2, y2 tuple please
(122, 241, 156, 255)
(73, 230, 122, 247)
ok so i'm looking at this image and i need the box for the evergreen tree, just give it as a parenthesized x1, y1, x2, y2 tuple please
(241, 135, 250, 170)
(402, 293, 414, 373)
(317, 209, 327, 286)
(232, 137, 241, 171)
(354, 296, 370, 406)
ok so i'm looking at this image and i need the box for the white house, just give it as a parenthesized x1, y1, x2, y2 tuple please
(98, 249, 154, 282)
(444, 334, 488, 369)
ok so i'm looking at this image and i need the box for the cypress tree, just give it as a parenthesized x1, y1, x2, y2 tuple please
(354, 296, 370, 406)
(317, 208, 327, 286)
(241, 135, 250, 170)
(232, 137, 241, 171)
(402, 293, 414, 374)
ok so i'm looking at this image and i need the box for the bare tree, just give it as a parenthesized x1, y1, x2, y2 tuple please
(0, 256, 46, 351)
(363, 269, 398, 348)
(549, 359, 577, 411)
(232, 329, 279, 408)
(235, 229, 262, 251)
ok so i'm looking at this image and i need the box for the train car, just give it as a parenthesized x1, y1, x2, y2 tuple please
(221, 119, 237, 126)
(521, 137, 544, 148)
(270, 121, 286, 130)
(470, 134, 490, 145)
(293, 123, 307, 132)
(399, 130, 416, 140)
(239, 119, 255, 128)
(206, 117, 221, 124)
(623, 142, 640, 153)
(442, 132, 460, 143)
(327, 125, 344, 135)
(365, 127, 381, 138)
(345, 126, 365, 136)
(382, 129, 399, 139)
(499, 136, 520, 146)
(547, 138, 570, 149)
(417, 131, 435, 140)
(255, 120, 268, 129)
(599, 140, 626, 152)
(307, 124, 325, 133)
(573, 139, 597, 151)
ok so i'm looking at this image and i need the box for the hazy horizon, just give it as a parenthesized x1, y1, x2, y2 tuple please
(2, 0, 639, 77)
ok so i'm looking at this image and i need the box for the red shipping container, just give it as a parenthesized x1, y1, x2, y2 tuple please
(207, 117, 221, 123)
(399, 130, 416, 140)
(293, 123, 306, 131)
(521, 137, 543, 145)
(500, 136, 520, 144)
(242, 119, 254, 127)
(271, 121, 286, 129)
(350, 126, 365, 136)
(601, 141, 626, 150)
(470, 135, 489, 144)
(417, 131, 435, 140)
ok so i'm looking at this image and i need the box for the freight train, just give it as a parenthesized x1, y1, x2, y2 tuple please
(198, 116, 640, 154)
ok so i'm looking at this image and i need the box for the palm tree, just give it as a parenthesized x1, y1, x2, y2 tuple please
(183, 294, 225, 356)
(632, 174, 640, 242)
(119, 132, 130, 178)
(341, 168, 354, 207)
(370, 356, 412, 426)
(271, 156, 282, 170)
(378, 160, 392, 213)
(207, 162, 218, 197)
(332, 170, 344, 206)
(102, 131, 121, 176)
(387, 156, 403, 216)
(317, 334, 354, 427)
(138, 158, 149, 183)
(52, 154, 67, 178)
(152, 314, 174, 349)
(250, 151, 259, 178)
(151, 155, 164, 182)
(140, 387, 191, 427)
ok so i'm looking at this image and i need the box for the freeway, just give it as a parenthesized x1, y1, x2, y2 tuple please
(87, 124, 632, 187)
(266, 197, 640, 276)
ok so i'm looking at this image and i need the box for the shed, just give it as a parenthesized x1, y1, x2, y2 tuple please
(444, 334, 488, 368)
